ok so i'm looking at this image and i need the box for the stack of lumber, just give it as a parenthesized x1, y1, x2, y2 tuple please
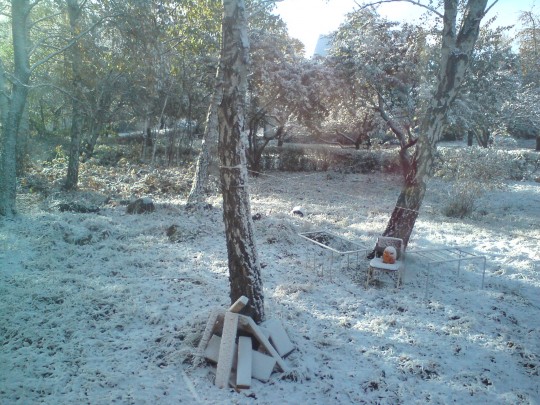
(198, 296, 295, 389)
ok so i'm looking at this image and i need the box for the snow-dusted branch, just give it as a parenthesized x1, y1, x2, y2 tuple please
(354, 0, 444, 19)
(29, 13, 119, 72)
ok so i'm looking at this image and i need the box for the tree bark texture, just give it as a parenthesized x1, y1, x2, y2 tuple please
(64, 0, 84, 190)
(218, 0, 264, 323)
(186, 71, 223, 206)
(0, 0, 31, 217)
(383, 0, 488, 247)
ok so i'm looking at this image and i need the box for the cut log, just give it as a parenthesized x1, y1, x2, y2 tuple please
(237, 314, 289, 372)
(236, 336, 252, 389)
(215, 312, 239, 388)
(252, 350, 276, 382)
(260, 319, 295, 357)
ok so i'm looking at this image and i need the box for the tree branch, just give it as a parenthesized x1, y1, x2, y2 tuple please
(354, 0, 444, 19)
(484, 0, 499, 17)
(336, 130, 356, 144)
(29, 13, 120, 73)
(375, 92, 407, 143)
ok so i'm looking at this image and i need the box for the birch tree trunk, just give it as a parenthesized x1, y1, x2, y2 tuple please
(0, 0, 31, 217)
(218, 0, 264, 323)
(64, 0, 84, 190)
(186, 72, 223, 206)
(383, 0, 489, 247)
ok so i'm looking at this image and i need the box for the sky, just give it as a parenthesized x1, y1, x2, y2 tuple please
(274, 0, 535, 57)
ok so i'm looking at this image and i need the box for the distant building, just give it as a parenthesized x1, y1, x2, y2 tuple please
(313, 34, 332, 57)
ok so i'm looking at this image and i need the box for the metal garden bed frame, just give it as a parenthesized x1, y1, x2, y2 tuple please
(407, 247, 487, 299)
(299, 231, 369, 281)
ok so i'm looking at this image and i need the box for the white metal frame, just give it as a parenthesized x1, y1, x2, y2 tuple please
(299, 231, 369, 281)
(407, 247, 487, 299)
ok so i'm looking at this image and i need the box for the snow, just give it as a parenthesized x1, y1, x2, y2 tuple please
(1, 167, 539, 404)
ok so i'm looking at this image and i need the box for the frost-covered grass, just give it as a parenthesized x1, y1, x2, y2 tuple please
(1, 164, 539, 404)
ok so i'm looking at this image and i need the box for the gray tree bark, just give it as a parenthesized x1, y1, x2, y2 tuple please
(218, 0, 265, 323)
(186, 72, 223, 206)
(0, 0, 31, 217)
(382, 0, 489, 247)
(64, 0, 84, 190)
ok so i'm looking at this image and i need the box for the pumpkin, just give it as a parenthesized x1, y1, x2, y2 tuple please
(382, 246, 397, 264)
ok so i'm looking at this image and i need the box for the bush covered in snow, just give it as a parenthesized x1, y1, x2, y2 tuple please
(434, 147, 514, 218)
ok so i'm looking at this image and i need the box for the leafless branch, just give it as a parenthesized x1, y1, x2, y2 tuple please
(29, 11, 63, 30)
(484, 0, 500, 17)
(375, 92, 407, 143)
(354, 0, 443, 19)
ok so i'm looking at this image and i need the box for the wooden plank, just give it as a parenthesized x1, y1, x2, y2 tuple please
(203, 334, 222, 363)
(237, 314, 289, 372)
(261, 319, 295, 357)
(204, 335, 238, 368)
(198, 309, 224, 354)
(258, 325, 271, 339)
(215, 312, 239, 388)
(205, 334, 275, 382)
(252, 350, 276, 382)
(236, 336, 252, 389)
(229, 296, 249, 313)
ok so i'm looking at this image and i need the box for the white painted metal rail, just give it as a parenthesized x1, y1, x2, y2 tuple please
(407, 247, 487, 299)
(299, 231, 369, 281)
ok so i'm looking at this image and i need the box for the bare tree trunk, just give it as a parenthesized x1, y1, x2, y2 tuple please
(17, 105, 30, 174)
(64, 0, 84, 191)
(0, 0, 31, 217)
(382, 0, 488, 247)
(82, 120, 101, 161)
(152, 94, 169, 165)
(186, 72, 223, 206)
(218, 0, 264, 323)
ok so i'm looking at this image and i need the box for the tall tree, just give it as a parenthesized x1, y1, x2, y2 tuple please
(63, 0, 84, 190)
(448, 22, 518, 147)
(361, 0, 491, 247)
(331, 9, 428, 149)
(0, 0, 31, 217)
(186, 71, 222, 206)
(218, 0, 264, 322)
(518, 8, 540, 150)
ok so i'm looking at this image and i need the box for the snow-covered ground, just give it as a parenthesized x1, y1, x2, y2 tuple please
(1, 163, 539, 404)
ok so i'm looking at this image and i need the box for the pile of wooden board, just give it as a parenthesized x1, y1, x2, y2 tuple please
(198, 296, 295, 389)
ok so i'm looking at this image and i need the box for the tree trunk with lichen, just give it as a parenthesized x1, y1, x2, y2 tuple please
(218, 0, 264, 323)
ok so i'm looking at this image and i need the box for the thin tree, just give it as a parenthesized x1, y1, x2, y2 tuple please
(518, 9, 540, 151)
(64, 0, 84, 190)
(0, 1, 115, 215)
(0, 0, 31, 217)
(218, 0, 264, 322)
(186, 71, 223, 206)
